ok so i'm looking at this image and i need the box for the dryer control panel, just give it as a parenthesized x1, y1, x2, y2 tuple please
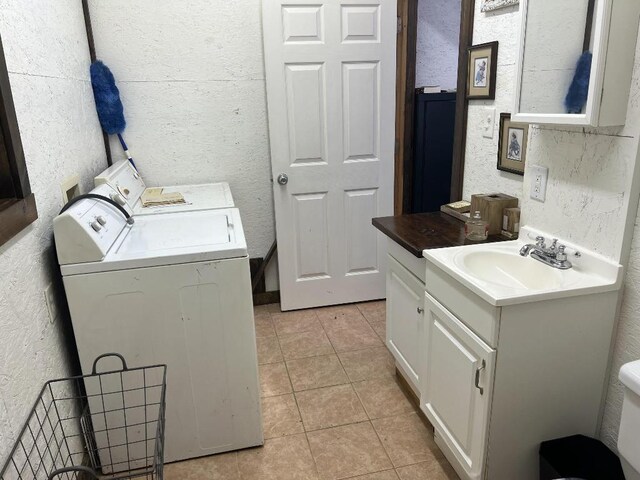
(94, 159, 146, 211)
(54, 185, 130, 265)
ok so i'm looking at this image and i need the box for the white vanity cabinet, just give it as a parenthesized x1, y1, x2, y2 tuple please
(385, 239, 427, 393)
(420, 259, 620, 480)
(380, 223, 623, 480)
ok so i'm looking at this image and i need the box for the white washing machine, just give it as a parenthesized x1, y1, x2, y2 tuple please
(54, 184, 263, 466)
(94, 159, 234, 215)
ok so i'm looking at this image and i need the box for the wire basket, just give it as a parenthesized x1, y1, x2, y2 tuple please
(1, 354, 167, 480)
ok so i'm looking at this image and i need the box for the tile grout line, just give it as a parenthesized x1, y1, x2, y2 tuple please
(280, 343, 307, 440)
(272, 305, 386, 355)
(303, 430, 322, 479)
(320, 312, 384, 354)
(369, 417, 397, 472)
(256, 331, 284, 366)
(277, 310, 338, 360)
(272, 343, 394, 367)
(357, 305, 387, 343)
(234, 450, 241, 478)
(289, 374, 351, 394)
(298, 410, 421, 436)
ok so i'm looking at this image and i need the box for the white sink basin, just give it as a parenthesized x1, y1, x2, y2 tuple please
(455, 250, 563, 291)
(423, 227, 623, 306)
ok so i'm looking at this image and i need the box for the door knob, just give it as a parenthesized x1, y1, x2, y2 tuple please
(277, 173, 289, 185)
(417, 307, 424, 314)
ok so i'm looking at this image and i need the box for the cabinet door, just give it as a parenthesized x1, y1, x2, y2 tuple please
(421, 292, 495, 480)
(386, 254, 425, 388)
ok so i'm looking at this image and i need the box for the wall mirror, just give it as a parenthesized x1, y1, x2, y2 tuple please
(513, 0, 639, 127)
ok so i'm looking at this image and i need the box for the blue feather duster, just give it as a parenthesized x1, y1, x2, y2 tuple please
(90, 61, 136, 168)
(90, 61, 125, 134)
(565, 52, 592, 114)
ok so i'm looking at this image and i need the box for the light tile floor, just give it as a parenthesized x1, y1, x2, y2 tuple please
(164, 301, 459, 480)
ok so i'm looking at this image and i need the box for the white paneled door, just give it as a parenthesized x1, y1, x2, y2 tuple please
(263, 0, 396, 310)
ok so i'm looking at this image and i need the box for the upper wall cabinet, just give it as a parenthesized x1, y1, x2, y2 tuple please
(513, 0, 640, 127)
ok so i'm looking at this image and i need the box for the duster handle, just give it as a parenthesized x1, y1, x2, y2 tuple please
(117, 133, 137, 170)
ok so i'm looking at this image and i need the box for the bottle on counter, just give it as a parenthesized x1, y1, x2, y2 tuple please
(465, 211, 489, 241)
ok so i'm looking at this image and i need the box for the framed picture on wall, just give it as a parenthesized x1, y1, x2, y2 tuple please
(497, 113, 528, 175)
(467, 41, 498, 100)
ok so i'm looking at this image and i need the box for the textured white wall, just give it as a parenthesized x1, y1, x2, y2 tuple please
(462, 2, 524, 201)
(463, 2, 640, 261)
(0, 0, 107, 463)
(601, 201, 640, 449)
(415, 0, 461, 89)
(87, 0, 275, 258)
(463, 2, 640, 451)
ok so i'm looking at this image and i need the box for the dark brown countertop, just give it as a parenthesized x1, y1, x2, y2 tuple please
(372, 212, 510, 258)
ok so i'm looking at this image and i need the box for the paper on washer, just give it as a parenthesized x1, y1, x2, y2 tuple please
(141, 187, 186, 207)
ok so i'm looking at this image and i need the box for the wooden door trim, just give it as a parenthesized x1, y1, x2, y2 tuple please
(394, 0, 475, 211)
(450, 0, 475, 202)
(394, 0, 418, 215)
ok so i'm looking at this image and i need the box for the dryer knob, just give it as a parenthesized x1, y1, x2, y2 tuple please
(90, 221, 102, 232)
(96, 215, 107, 226)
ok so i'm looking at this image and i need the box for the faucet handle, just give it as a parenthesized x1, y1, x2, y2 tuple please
(556, 245, 567, 261)
(535, 236, 546, 247)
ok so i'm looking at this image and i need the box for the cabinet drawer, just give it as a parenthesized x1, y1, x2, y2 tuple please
(422, 292, 495, 480)
(388, 238, 426, 283)
(425, 261, 500, 348)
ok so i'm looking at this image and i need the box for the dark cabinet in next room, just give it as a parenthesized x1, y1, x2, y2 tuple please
(411, 92, 456, 213)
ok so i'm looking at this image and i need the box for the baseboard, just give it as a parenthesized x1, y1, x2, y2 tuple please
(395, 367, 433, 430)
(253, 290, 280, 306)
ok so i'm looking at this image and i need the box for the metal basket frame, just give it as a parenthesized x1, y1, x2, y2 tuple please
(1, 354, 167, 480)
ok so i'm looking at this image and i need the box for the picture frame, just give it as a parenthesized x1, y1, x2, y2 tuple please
(467, 41, 498, 100)
(481, 0, 519, 12)
(497, 113, 528, 175)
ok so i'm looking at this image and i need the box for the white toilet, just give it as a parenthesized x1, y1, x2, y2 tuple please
(618, 359, 640, 480)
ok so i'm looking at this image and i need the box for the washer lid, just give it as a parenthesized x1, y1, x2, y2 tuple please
(61, 208, 247, 275)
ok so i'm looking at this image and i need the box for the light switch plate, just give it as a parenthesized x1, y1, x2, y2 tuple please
(530, 164, 548, 202)
(482, 107, 496, 138)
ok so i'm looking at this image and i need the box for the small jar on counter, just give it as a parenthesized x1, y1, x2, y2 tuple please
(465, 211, 489, 241)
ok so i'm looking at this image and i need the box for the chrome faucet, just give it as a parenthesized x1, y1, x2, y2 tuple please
(519, 236, 573, 270)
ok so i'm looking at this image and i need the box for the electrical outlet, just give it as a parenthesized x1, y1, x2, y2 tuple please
(482, 107, 496, 138)
(530, 164, 549, 202)
(61, 174, 81, 204)
(44, 283, 59, 324)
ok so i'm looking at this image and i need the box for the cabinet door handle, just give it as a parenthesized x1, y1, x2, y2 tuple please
(475, 360, 486, 395)
(417, 307, 424, 314)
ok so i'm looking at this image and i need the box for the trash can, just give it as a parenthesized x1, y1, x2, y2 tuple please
(539, 434, 625, 480)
